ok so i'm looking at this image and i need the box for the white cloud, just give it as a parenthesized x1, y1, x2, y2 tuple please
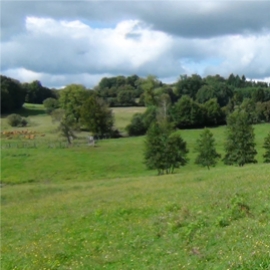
(1, 17, 176, 81)
(1, 1, 270, 88)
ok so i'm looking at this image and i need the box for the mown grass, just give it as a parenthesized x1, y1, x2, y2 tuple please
(1, 104, 270, 269)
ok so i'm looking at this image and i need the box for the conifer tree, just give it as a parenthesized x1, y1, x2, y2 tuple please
(223, 110, 257, 166)
(144, 122, 188, 175)
(263, 132, 270, 163)
(195, 129, 220, 169)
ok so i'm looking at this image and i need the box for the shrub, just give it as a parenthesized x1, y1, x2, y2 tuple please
(126, 113, 146, 136)
(43, 98, 59, 114)
(6, 114, 28, 127)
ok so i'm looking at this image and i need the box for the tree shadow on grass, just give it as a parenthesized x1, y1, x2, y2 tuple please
(1, 105, 46, 118)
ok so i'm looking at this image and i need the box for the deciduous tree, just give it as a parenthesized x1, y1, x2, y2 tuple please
(59, 84, 89, 123)
(80, 96, 114, 137)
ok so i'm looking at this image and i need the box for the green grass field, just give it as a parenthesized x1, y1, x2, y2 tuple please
(1, 104, 270, 269)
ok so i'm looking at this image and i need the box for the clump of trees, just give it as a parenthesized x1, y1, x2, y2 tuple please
(23, 80, 57, 104)
(1, 75, 26, 113)
(144, 121, 188, 175)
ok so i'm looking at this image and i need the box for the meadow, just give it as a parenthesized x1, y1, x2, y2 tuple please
(1, 104, 270, 269)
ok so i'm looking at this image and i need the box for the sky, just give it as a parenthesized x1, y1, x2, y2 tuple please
(1, 1, 270, 88)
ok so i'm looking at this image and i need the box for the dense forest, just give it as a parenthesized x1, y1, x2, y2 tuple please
(1, 73, 270, 134)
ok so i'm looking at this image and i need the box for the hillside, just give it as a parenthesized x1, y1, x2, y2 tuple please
(1, 104, 270, 269)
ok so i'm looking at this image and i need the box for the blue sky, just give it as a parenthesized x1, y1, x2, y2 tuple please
(1, 1, 270, 88)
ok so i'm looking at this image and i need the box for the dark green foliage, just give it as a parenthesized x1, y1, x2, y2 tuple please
(204, 98, 225, 126)
(196, 85, 216, 104)
(263, 132, 270, 163)
(144, 122, 188, 174)
(126, 106, 161, 136)
(165, 132, 189, 173)
(97, 75, 142, 107)
(195, 129, 220, 169)
(196, 82, 233, 107)
(1, 75, 26, 113)
(126, 113, 146, 136)
(240, 98, 259, 124)
(223, 110, 257, 166)
(117, 89, 136, 106)
(171, 96, 205, 128)
(43, 98, 59, 114)
(176, 74, 203, 100)
(6, 114, 28, 127)
(80, 96, 114, 137)
(142, 106, 158, 128)
(23, 80, 56, 104)
(255, 101, 270, 123)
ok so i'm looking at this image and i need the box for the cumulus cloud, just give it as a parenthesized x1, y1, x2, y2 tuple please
(1, 1, 270, 87)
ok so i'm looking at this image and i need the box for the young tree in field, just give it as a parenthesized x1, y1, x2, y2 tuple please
(223, 110, 257, 166)
(80, 96, 114, 137)
(195, 129, 221, 169)
(57, 116, 76, 144)
(144, 122, 188, 175)
(165, 132, 189, 174)
(51, 109, 76, 144)
(263, 132, 270, 163)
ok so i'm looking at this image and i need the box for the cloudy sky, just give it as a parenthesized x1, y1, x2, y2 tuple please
(1, 1, 270, 88)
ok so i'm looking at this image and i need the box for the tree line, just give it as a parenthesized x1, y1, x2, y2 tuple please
(2, 73, 270, 117)
(1, 75, 58, 114)
(144, 110, 270, 175)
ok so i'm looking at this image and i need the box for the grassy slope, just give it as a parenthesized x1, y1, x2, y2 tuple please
(1, 123, 269, 184)
(1, 104, 270, 269)
(1, 165, 270, 269)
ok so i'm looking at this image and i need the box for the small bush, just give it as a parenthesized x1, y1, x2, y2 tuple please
(43, 98, 59, 114)
(126, 113, 146, 136)
(7, 114, 28, 127)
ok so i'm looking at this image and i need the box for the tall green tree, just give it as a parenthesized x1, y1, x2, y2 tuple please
(59, 84, 89, 123)
(80, 96, 114, 137)
(144, 122, 188, 175)
(195, 129, 220, 169)
(263, 132, 270, 163)
(223, 110, 257, 166)
(171, 96, 204, 128)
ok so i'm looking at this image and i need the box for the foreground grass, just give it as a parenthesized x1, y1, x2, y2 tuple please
(1, 164, 270, 269)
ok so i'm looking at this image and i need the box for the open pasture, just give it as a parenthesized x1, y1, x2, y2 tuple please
(1, 164, 270, 269)
(1, 104, 270, 269)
